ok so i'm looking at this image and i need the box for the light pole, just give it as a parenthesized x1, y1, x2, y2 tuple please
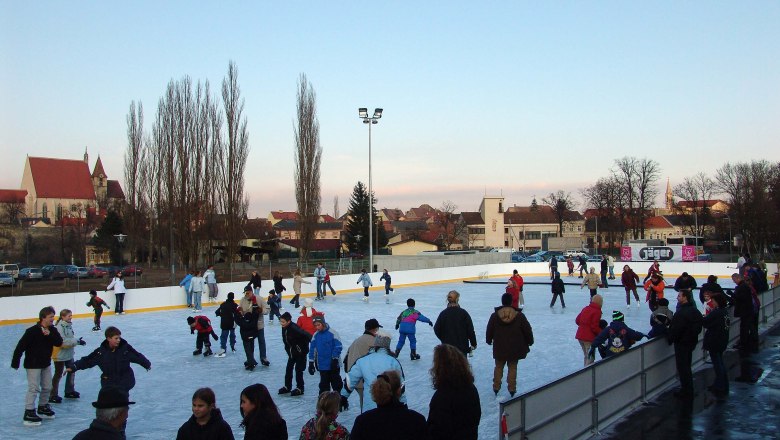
(358, 107, 382, 272)
(724, 214, 733, 263)
(114, 233, 127, 269)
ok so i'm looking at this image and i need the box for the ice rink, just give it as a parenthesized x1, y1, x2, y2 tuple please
(1, 276, 716, 439)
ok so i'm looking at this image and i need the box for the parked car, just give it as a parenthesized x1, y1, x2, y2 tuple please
(587, 255, 603, 262)
(68, 266, 89, 279)
(42, 265, 70, 280)
(18, 267, 43, 281)
(511, 252, 529, 263)
(564, 249, 588, 258)
(87, 266, 109, 278)
(0, 272, 15, 287)
(521, 255, 546, 263)
(0, 263, 20, 279)
(122, 265, 143, 276)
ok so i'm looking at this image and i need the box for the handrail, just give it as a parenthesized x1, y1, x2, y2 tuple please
(499, 284, 780, 440)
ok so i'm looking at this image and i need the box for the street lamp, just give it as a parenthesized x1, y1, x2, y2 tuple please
(358, 107, 382, 272)
(114, 233, 127, 268)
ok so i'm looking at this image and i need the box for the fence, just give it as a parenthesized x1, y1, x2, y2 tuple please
(499, 284, 780, 440)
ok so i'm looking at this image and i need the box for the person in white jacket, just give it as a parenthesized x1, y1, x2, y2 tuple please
(188, 271, 206, 312)
(106, 273, 127, 314)
(357, 269, 373, 302)
(51, 309, 86, 402)
(341, 331, 405, 413)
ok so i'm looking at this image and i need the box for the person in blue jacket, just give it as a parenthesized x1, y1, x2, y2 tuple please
(394, 298, 433, 360)
(308, 315, 343, 394)
(69, 326, 151, 394)
(589, 311, 645, 360)
(179, 271, 194, 308)
(341, 331, 405, 413)
(380, 269, 394, 304)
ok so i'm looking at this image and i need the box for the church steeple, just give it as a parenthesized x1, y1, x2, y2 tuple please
(84, 146, 88, 164)
(665, 178, 673, 210)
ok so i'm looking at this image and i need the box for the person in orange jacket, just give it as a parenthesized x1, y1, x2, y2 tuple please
(644, 272, 665, 311)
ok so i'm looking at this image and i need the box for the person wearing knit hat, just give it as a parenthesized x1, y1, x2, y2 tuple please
(341, 330, 405, 413)
(344, 318, 384, 410)
(394, 298, 433, 360)
(187, 315, 218, 357)
(308, 314, 343, 395)
(278, 311, 312, 397)
(215, 292, 239, 357)
(589, 310, 646, 360)
(297, 298, 319, 336)
(237, 284, 270, 367)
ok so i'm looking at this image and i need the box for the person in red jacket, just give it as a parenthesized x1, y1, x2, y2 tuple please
(511, 269, 525, 309)
(575, 294, 603, 366)
(621, 265, 641, 308)
(297, 298, 320, 335)
(187, 316, 218, 357)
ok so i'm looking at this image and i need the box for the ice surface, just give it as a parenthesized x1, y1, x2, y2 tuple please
(1, 276, 722, 439)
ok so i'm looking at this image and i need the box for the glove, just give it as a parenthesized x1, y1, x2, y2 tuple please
(308, 361, 316, 375)
(340, 395, 349, 411)
(486, 340, 492, 346)
(211, 333, 218, 341)
(428, 321, 433, 327)
(77, 337, 86, 346)
(395, 324, 399, 330)
(105, 305, 110, 309)
(330, 358, 340, 373)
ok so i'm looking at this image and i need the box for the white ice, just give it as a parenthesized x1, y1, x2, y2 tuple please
(1, 276, 723, 439)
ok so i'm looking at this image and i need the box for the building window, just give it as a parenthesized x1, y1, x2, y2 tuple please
(526, 231, 541, 240)
(56, 204, 63, 221)
(504, 228, 508, 233)
(577, 225, 582, 232)
(468, 227, 485, 235)
(42, 203, 48, 219)
(504, 240, 509, 247)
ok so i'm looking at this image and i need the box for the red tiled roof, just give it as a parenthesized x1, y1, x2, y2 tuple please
(271, 211, 299, 221)
(645, 216, 673, 229)
(29, 157, 96, 199)
(676, 200, 727, 209)
(279, 239, 341, 251)
(91, 156, 107, 178)
(106, 180, 125, 199)
(0, 189, 27, 203)
(460, 212, 484, 225)
(319, 214, 337, 222)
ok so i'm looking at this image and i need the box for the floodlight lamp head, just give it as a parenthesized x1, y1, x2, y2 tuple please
(358, 108, 368, 118)
(371, 120, 378, 124)
(363, 119, 369, 124)
(373, 108, 383, 118)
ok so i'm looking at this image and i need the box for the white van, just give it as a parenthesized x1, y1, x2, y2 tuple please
(0, 263, 20, 279)
(564, 249, 587, 258)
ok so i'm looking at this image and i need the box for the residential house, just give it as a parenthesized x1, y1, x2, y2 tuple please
(387, 238, 439, 255)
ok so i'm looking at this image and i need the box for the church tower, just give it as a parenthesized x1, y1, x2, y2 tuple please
(92, 155, 108, 207)
(665, 178, 673, 210)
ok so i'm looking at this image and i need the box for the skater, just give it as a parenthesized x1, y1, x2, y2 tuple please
(433, 290, 477, 357)
(235, 302, 261, 370)
(351, 369, 427, 440)
(86, 290, 110, 332)
(621, 265, 641, 308)
(589, 311, 645, 360)
(215, 292, 239, 357)
(297, 298, 319, 335)
(427, 344, 481, 440)
(299, 391, 350, 440)
(176, 387, 234, 440)
(72, 387, 134, 439)
(179, 271, 194, 308)
(577, 254, 588, 278)
(291, 268, 311, 308)
(699, 275, 725, 304)
(249, 270, 262, 296)
(380, 269, 394, 303)
(505, 278, 521, 310)
(575, 294, 603, 366)
(548, 255, 558, 280)
(607, 254, 616, 279)
(667, 290, 702, 398)
(11, 306, 63, 426)
(187, 315, 219, 357)
(581, 267, 601, 298)
(189, 270, 206, 312)
(674, 272, 698, 295)
(486, 293, 534, 397)
(643, 260, 661, 283)
(272, 270, 286, 302)
(344, 318, 383, 410)
(643, 272, 665, 311)
(566, 256, 575, 277)
(550, 272, 565, 307)
(511, 269, 525, 308)
(278, 312, 312, 397)
(356, 269, 373, 302)
(238, 286, 270, 367)
(341, 331, 405, 413)
(69, 326, 151, 394)
(239, 384, 288, 440)
(600, 255, 609, 288)
(204, 265, 218, 303)
(267, 289, 282, 324)
(308, 315, 343, 394)
(322, 264, 337, 296)
(51, 309, 86, 403)
(394, 298, 433, 360)
(647, 298, 674, 339)
(105, 272, 127, 315)
(314, 262, 326, 300)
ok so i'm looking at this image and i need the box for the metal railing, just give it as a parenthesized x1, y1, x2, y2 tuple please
(499, 284, 780, 440)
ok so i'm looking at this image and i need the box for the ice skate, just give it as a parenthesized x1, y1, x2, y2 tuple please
(192, 349, 202, 356)
(23, 409, 42, 426)
(385, 295, 390, 304)
(290, 388, 303, 396)
(48, 396, 62, 404)
(92, 326, 100, 332)
(411, 350, 421, 360)
(362, 296, 369, 303)
(215, 350, 226, 358)
(37, 405, 55, 419)
(278, 386, 290, 395)
(203, 348, 213, 357)
(64, 391, 80, 399)
(260, 359, 270, 367)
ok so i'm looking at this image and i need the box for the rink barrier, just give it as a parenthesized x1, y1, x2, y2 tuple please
(0, 261, 770, 324)
(498, 284, 780, 440)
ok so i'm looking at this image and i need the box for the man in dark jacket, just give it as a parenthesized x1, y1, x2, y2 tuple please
(279, 311, 312, 396)
(667, 290, 703, 398)
(11, 306, 63, 425)
(600, 255, 609, 288)
(215, 292, 238, 356)
(486, 293, 534, 396)
(433, 290, 477, 356)
(73, 387, 133, 440)
(70, 326, 151, 394)
(702, 293, 730, 395)
(731, 273, 757, 356)
(674, 272, 698, 294)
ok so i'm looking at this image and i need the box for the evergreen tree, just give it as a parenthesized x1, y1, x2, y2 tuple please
(345, 182, 388, 254)
(93, 211, 124, 264)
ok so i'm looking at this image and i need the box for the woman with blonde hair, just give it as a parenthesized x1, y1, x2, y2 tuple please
(291, 268, 311, 309)
(350, 369, 426, 439)
(299, 391, 349, 440)
(427, 344, 481, 439)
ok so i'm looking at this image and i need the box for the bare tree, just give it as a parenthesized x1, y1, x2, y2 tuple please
(635, 158, 661, 239)
(611, 157, 660, 239)
(434, 200, 465, 250)
(1, 200, 25, 224)
(672, 172, 714, 238)
(293, 73, 322, 262)
(333, 195, 340, 219)
(542, 190, 575, 238)
(124, 101, 145, 263)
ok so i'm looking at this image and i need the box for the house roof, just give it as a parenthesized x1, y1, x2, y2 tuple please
(391, 220, 429, 232)
(91, 156, 107, 178)
(380, 208, 405, 221)
(0, 189, 27, 203)
(28, 157, 96, 199)
(645, 216, 674, 229)
(273, 219, 343, 231)
(387, 237, 438, 247)
(270, 211, 299, 221)
(406, 205, 437, 220)
(504, 206, 583, 224)
(319, 214, 337, 222)
(106, 180, 125, 199)
(676, 200, 728, 209)
(460, 212, 484, 225)
(243, 218, 273, 238)
(279, 238, 342, 251)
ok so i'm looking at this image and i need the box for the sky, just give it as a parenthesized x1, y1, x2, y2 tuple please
(2, 2, 779, 218)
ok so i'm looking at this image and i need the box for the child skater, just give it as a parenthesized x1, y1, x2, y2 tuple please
(51, 309, 86, 403)
(291, 268, 311, 308)
(267, 289, 282, 324)
(236, 303, 261, 370)
(186, 315, 218, 357)
(297, 298, 319, 335)
(86, 290, 110, 332)
(394, 298, 433, 360)
(215, 292, 238, 357)
(550, 272, 566, 308)
(176, 387, 234, 439)
(272, 270, 287, 302)
(380, 269, 394, 304)
(357, 269, 373, 303)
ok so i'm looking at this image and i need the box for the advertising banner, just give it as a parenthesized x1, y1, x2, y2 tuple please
(620, 244, 696, 262)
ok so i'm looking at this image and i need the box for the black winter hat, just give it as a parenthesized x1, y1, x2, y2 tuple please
(227, 292, 234, 300)
(187, 317, 195, 325)
(364, 318, 382, 330)
(92, 387, 135, 409)
(501, 293, 513, 306)
(407, 298, 415, 308)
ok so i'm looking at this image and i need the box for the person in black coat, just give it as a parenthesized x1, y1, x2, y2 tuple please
(674, 272, 698, 294)
(248, 270, 262, 295)
(278, 312, 312, 396)
(427, 344, 481, 440)
(667, 290, 703, 398)
(600, 255, 609, 288)
(731, 273, 757, 356)
(699, 275, 726, 304)
(351, 369, 428, 440)
(702, 294, 730, 396)
(176, 387, 234, 440)
(70, 326, 151, 394)
(215, 292, 238, 356)
(11, 306, 63, 425)
(235, 304, 260, 370)
(239, 384, 287, 440)
(433, 291, 477, 356)
(550, 272, 566, 308)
